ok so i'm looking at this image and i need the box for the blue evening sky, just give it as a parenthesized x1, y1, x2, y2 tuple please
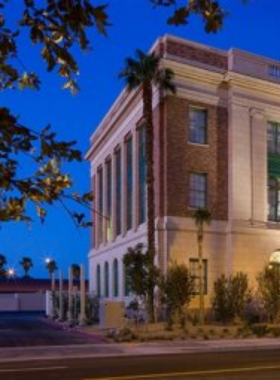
(1, 0, 278, 278)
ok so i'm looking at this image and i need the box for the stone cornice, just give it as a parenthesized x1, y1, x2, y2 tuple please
(225, 71, 280, 98)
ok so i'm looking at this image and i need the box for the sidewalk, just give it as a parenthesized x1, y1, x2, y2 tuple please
(1, 338, 280, 363)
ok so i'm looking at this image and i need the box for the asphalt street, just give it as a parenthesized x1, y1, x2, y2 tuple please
(1, 349, 280, 380)
(0, 312, 101, 347)
(1, 312, 280, 379)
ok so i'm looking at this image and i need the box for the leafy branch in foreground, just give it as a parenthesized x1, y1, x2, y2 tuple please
(0, 0, 228, 227)
(0, 107, 93, 226)
(150, 0, 226, 32)
(1, 0, 110, 93)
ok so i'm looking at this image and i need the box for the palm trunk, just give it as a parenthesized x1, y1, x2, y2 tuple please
(143, 81, 155, 322)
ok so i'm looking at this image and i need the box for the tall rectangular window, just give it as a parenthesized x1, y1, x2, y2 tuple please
(124, 263, 132, 297)
(189, 258, 208, 295)
(268, 177, 280, 221)
(189, 107, 207, 144)
(268, 121, 280, 155)
(115, 149, 122, 236)
(189, 173, 207, 209)
(126, 137, 133, 231)
(138, 126, 146, 224)
(106, 159, 112, 240)
(98, 167, 103, 244)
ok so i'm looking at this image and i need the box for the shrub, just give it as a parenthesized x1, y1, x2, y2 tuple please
(161, 262, 195, 328)
(257, 265, 280, 324)
(269, 326, 280, 337)
(249, 323, 268, 337)
(212, 272, 251, 323)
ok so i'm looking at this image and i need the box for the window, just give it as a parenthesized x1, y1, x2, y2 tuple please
(189, 107, 207, 144)
(189, 173, 207, 209)
(268, 65, 280, 79)
(189, 258, 208, 295)
(268, 121, 280, 155)
(106, 159, 112, 240)
(115, 149, 122, 235)
(96, 264, 101, 297)
(98, 168, 103, 244)
(268, 177, 280, 221)
(126, 137, 133, 231)
(104, 261, 109, 297)
(113, 258, 119, 297)
(138, 126, 146, 224)
(124, 262, 132, 297)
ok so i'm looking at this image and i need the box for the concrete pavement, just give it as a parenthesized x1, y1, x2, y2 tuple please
(1, 337, 280, 363)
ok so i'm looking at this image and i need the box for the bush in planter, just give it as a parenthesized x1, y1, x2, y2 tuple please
(257, 265, 280, 324)
(249, 323, 269, 337)
(161, 262, 195, 329)
(212, 272, 251, 323)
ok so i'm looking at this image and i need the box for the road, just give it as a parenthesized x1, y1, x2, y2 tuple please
(0, 312, 102, 347)
(0, 349, 280, 380)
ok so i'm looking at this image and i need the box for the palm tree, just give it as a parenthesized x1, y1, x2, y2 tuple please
(193, 208, 212, 325)
(119, 49, 176, 321)
(46, 259, 58, 291)
(0, 253, 7, 278)
(71, 263, 81, 283)
(19, 257, 33, 278)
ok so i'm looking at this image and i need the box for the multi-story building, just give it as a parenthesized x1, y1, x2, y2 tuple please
(86, 35, 280, 305)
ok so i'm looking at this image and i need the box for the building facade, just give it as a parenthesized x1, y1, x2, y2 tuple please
(86, 35, 280, 305)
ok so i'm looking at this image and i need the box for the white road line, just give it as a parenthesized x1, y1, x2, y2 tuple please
(0, 366, 67, 373)
(84, 364, 280, 380)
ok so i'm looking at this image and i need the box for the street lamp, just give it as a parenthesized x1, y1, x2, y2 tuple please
(6, 268, 15, 278)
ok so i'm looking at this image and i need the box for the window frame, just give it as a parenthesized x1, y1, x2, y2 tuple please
(268, 121, 280, 155)
(104, 261, 109, 298)
(138, 125, 146, 225)
(96, 264, 101, 297)
(268, 176, 280, 222)
(115, 149, 122, 236)
(189, 258, 208, 295)
(113, 258, 119, 297)
(106, 159, 112, 240)
(189, 172, 207, 209)
(189, 106, 208, 145)
(126, 136, 133, 231)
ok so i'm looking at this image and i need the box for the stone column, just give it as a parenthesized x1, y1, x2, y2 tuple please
(229, 103, 251, 221)
(250, 108, 266, 223)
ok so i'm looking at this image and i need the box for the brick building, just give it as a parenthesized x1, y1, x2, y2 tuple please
(86, 35, 280, 305)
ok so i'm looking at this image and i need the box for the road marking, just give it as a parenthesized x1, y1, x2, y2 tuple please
(84, 364, 280, 380)
(0, 366, 67, 374)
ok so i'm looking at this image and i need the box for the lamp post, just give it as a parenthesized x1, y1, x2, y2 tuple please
(45, 258, 58, 318)
(68, 266, 73, 324)
(79, 264, 86, 325)
(59, 269, 63, 321)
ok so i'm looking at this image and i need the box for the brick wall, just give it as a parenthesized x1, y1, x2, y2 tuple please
(165, 39, 228, 70)
(164, 96, 228, 221)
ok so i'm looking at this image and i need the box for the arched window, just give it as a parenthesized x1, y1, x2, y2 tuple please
(113, 258, 119, 297)
(123, 261, 132, 297)
(104, 261, 109, 297)
(96, 264, 101, 297)
(270, 249, 280, 265)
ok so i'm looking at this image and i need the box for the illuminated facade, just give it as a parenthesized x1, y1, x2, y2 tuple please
(86, 35, 280, 304)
